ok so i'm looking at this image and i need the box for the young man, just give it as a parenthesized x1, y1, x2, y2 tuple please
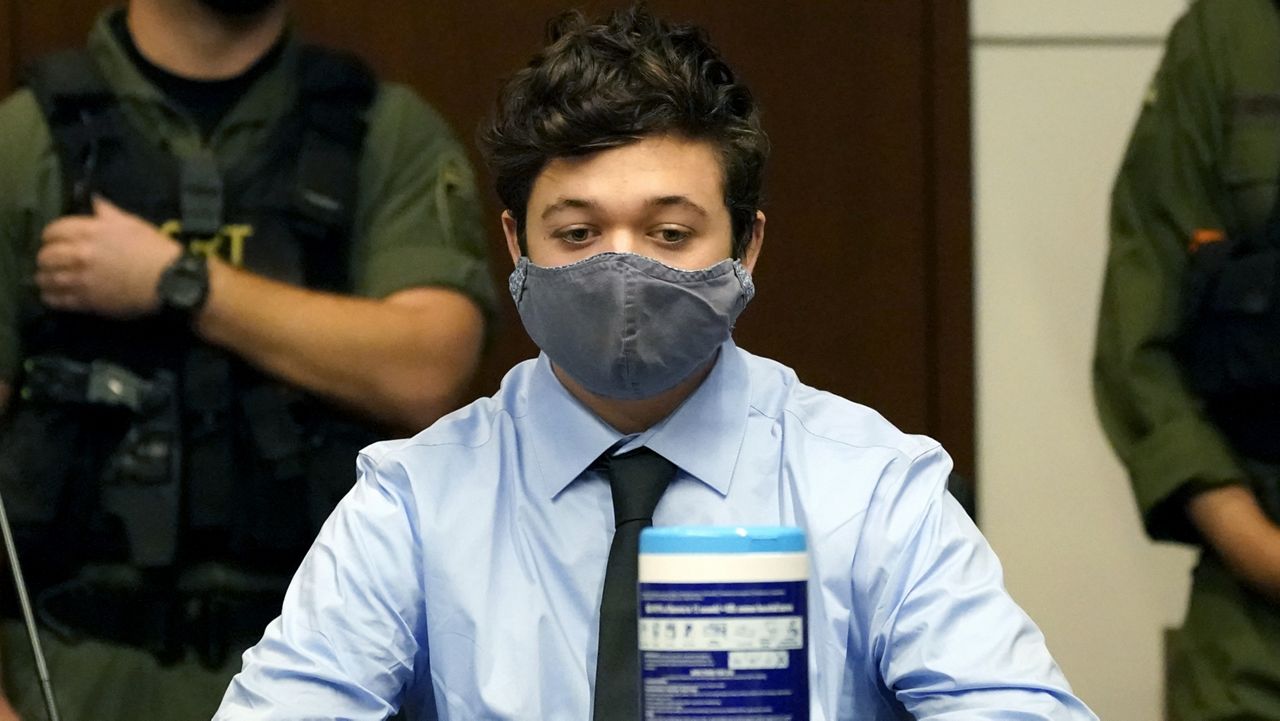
(216, 7, 1096, 720)
(0, 1, 492, 719)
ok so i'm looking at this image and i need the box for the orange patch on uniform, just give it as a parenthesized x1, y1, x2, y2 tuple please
(1189, 228, 1225, 252)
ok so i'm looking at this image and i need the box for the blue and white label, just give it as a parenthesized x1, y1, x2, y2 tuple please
(639, 580, 809, 720)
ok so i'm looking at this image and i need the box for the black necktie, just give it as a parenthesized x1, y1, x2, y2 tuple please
(592, 447, 676, 720)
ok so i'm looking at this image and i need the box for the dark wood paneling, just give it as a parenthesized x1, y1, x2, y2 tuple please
(0, 0, 12, 92)
(4, 0, 975, 503)
(8, 0, 109, 84)
(296, 1, 944, 434)
(924, 0, 977, 500)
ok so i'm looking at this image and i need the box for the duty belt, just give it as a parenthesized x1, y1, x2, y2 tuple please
(21, 356, 169, 414)
(35, 563, 288, 668)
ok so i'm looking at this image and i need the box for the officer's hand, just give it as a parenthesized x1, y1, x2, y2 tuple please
(35, 196, 182, 318)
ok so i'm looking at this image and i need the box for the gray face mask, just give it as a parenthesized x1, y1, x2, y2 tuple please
(509, 252, 755, 400)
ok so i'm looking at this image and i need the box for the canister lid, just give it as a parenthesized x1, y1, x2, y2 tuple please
(640, 526, 806, 554)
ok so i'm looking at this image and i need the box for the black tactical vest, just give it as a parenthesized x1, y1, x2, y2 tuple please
(1178, 182, 1280, 461)
(0, 46, 381, 595)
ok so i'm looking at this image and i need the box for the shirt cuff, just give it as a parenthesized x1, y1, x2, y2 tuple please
(360, 244, 499, 321)
(1129, 414, 1246, 543)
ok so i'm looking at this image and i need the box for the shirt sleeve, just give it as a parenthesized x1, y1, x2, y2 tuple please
(862, 447, 1098, 720)
(349, 82, 498, 320)
(214, 449, 429, 720)
(0, 88, 60, 385)
(1092, 3, 1246, 543)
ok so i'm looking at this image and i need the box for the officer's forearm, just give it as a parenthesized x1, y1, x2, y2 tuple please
(194, 258, 485, 434)
(1188, 484, 1280, 602)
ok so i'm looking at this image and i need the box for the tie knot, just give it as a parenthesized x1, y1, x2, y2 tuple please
(605, 447, 676, 525)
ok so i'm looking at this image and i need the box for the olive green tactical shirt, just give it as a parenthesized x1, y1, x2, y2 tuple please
(0, 10, 497, 384)
(1095, 0, 1280, 542)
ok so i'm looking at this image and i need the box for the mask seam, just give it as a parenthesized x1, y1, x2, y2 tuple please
(621, 260, 639, 397)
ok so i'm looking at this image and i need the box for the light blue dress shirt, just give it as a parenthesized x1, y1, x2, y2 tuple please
(215, 342, 1097, 720)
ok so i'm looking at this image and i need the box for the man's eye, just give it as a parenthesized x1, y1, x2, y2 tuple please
(655, 228, 691, 243)
(555, 228, 594, 243)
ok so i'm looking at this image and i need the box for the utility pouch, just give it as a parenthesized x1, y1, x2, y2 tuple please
(304, 417, 374, 531)
(35, 563, 289, 668)
(1178, 239, 1280, 460)
(177, 563, 290, 670)
(36, 565, 184, 665)
(18, 356, 183, 568)
(93, 367, 181, 569)
(240, 384, 306, 481)
(1178, 244, 1280, 395)
(0, 404, 82, 528)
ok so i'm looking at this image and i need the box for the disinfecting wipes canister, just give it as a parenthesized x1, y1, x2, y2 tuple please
(638, 526, 809, 720)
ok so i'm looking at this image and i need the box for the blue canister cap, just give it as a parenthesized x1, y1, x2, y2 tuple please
(640, 526, 806, 554)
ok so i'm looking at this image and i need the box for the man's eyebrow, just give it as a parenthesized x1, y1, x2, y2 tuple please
(541, 198, 598, 220)
(648, 195, 709, 217)
(539, 195, 711, 219)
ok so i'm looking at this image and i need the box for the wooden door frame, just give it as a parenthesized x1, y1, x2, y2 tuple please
(924, 0, 977, 517)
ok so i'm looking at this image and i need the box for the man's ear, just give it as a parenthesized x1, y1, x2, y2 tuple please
(502, 211, 522, 267)
(741, 210, 765, 274)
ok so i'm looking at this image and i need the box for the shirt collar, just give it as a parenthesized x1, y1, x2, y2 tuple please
(87, 8, 303, 150)
(88, 9, 166, 109)
(524, 340, 750, 499)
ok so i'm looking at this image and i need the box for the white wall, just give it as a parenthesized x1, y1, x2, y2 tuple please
(971, 3, 1196, 721)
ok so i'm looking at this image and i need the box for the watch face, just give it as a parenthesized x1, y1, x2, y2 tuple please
(160, 253, 209, 313)
(167, 274, 205, 310)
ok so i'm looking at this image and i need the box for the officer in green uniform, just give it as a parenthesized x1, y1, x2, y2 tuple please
(1095, 1, 1280, 718)
(0, 1, 495, 720)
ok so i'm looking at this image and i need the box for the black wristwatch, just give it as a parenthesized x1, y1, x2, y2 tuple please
(157, 248, 210, 317)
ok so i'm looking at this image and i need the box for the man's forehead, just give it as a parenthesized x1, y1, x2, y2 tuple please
(529, 136, 726, 212)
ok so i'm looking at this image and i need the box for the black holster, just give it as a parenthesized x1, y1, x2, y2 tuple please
(14, 356, 182, 569)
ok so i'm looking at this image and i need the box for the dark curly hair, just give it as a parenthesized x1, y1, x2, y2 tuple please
(479, 3, 769, 258)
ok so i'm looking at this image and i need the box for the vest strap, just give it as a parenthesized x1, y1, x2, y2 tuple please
(291, 46, 377, 291)
(24, 50, 121, 214)
(180, 153, 224, 239)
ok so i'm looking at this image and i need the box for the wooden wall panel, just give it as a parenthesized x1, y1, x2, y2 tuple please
(8, 0, 106, 77)
(3, 1, 975, 490)
(296, 0, 941, 436)
(0, 0, 11, 96)
(924, 0, 977, 507)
